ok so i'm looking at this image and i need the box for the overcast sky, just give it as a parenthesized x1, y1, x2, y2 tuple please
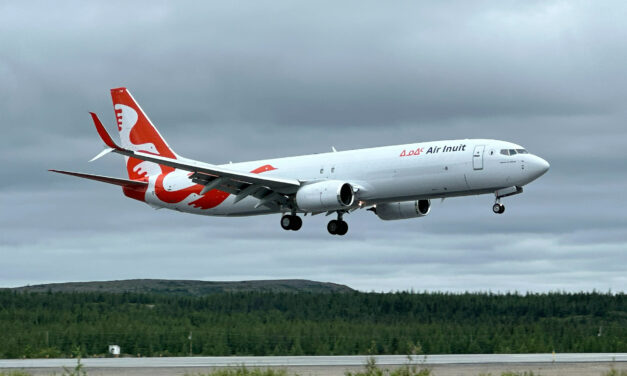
(1, 1, 625, 292)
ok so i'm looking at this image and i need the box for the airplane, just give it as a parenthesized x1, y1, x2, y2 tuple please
(51, 87, 550, 235)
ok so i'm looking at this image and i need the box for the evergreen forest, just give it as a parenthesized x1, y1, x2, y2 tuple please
(0, 290, 624, 358)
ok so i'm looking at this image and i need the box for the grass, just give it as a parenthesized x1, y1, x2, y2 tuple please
(344, 356, 432, 376)
(479, 372, 539, 376)
(2, 358, 626, 376)
(185, 367, 290, 376)
(602, 367, 627, 376)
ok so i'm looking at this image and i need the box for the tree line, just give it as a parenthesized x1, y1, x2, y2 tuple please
(0, 290, 624, 358)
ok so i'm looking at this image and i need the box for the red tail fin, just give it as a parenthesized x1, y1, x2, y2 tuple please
(110, 87, 177, 179)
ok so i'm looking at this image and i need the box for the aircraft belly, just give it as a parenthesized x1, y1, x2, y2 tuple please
(208, 195, 277, 216)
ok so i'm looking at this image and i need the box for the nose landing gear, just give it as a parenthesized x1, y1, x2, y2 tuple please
(280, 214, 302, 231)
(492, 186, 523, 214)
(327, 212, 348, 235)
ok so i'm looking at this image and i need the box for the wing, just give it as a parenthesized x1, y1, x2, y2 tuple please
(89, 113, 301, 208)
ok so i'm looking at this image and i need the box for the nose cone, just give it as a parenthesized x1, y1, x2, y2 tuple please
(527, 155, 550, 181)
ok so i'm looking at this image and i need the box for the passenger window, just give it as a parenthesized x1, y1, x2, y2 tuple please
(500, 149, 509, 156)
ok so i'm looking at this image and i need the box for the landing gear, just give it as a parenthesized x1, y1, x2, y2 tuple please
(327, 212, 348, 236)
(492, 203, 505, 214)
(280, 214, 302, 231)
(492, 186, 522, 214)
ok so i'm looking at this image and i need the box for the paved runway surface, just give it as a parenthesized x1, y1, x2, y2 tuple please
(1, 353, 626, 368)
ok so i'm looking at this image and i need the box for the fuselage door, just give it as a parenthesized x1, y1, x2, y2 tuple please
(473, 145, 485, 170)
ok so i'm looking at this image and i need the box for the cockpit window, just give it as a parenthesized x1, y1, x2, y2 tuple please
(501, 148, 528, 156)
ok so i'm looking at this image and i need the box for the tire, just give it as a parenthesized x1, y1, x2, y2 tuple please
(499, 204, 506, 214)
(336, 221, 348, 236)
(327, 220, 338, 235)
(492, 204, 501, 214)
(290, 216, 302, 231)
(281, 215, 292, 230)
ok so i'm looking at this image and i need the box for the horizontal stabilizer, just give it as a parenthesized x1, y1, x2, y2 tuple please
(89, 147, 115, 162)
(49, 170, 148, 188)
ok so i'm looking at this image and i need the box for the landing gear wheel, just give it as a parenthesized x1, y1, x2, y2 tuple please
(492, 203, 505, 214)
(327, 220, 348, 235)
(336, 221, 348, 236)
(327, 220, 339, 235)
(281, 215, 293, 230)
(281, 215, 302, 231)
(290, 215, 302, 231)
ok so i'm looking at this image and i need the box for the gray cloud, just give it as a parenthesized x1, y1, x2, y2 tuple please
(1, 1, 625, 292)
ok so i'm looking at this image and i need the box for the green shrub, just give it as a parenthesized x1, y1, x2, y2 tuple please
(345, 356, 431, 376)
(602, 367, 627, 376)
(185, 366, 290, 376)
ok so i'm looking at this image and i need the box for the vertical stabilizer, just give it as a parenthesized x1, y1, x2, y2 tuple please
(110, 87, 178, 179)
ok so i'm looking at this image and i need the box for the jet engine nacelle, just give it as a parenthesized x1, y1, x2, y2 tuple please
(375, 200, 431, 220)
(295, 180, 355, 212)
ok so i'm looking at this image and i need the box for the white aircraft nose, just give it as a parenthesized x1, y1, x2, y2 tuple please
(527, 155, 550, 180)
(539, 157, 550, 174)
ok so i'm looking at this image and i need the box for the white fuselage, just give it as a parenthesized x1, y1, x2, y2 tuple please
(143, 139, 550, 216)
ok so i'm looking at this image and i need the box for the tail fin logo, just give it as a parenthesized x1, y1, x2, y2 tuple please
(111, 87, 178, 180)
(114, 104, 158, 154)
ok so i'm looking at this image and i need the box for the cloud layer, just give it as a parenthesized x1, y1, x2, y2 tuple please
(1, 1, 625, 291)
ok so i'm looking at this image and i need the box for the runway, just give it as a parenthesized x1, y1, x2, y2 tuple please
(1, 353, 626, 368)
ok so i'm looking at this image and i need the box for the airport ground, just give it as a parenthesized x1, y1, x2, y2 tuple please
(2, 355, 626, 376)
(5, 363, 627, 376)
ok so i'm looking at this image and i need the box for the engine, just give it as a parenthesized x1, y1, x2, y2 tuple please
(374, 200, 431, 220)
(295, 180, 355, 212)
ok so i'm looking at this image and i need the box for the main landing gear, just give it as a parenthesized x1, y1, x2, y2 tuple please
(280, 214, 302, 231)
(327, 212, 348, 236)
(492, 202, 505, 214)
(280, 211, 349, 235)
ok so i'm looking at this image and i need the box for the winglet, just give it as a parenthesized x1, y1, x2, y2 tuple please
(89, 112, 120, 149)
